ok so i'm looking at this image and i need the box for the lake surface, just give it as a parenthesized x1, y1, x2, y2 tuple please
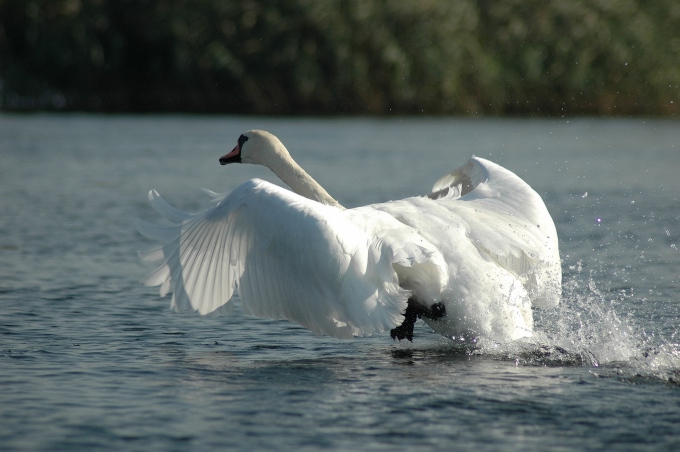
(1, 114, 679, 451)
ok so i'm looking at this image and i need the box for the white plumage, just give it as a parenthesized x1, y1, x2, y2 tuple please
(137, 130, 561, 342)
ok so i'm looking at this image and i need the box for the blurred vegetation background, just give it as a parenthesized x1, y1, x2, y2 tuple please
(0, 0, 678, 115)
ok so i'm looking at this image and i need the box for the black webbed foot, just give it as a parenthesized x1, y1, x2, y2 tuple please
(390, 299, 419, 341)
(389, 323, 414, 341)
(390, 299, 447, 342)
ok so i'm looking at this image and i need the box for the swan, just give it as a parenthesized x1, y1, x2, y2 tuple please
(137, 130, 561, 342)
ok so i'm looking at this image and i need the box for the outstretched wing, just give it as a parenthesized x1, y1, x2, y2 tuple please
(429, 156, 562, 308)
(136, 179, 410, 338)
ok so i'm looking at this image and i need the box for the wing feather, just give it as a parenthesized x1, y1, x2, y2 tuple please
(371, 156, 560, 311)
(148, 189, 193, 223)
(431, 156, 561, 307)
(137, 179, 410, 338)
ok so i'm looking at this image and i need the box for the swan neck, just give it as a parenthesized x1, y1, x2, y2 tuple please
(268, 143, 344, 209)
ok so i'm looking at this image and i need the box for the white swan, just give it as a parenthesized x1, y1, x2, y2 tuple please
(137, 130, 561, 342)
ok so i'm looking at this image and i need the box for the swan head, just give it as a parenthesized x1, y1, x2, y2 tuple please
(219, 130, 286, 166)
(218, 129, 344, 209)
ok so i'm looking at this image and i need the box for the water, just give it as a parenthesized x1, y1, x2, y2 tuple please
(1, 114, 679, 451)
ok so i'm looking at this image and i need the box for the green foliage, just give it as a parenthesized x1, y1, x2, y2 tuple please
(0, 0, 678, 114)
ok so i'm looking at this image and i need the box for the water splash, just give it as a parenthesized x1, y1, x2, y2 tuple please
(466, 265, 680, 384)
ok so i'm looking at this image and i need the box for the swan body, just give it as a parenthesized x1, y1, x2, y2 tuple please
(137, 130, 561, 342)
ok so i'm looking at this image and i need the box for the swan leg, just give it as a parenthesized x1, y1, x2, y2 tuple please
(390, 299, 446, 342)
(390, 298, 420, 341)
